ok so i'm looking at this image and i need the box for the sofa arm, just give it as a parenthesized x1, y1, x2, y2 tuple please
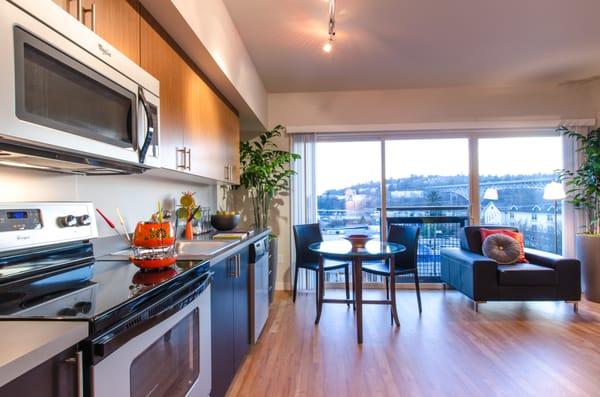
(441, 248, 499, 300)
(524, 248, 580, 270)
(524, 248, 581, 300)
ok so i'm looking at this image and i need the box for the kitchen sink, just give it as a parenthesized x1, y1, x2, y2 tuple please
(101, 239, 238, 261)
(175, 240, 238, 258)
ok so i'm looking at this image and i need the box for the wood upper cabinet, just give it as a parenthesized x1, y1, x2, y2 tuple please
(51, 0, 141, 64)
(140, 11, 185, 171)
(140, 8, 240, 182)
(85, 0, 141, 64)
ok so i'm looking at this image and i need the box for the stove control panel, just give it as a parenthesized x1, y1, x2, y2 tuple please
(0, 202, 98, 252)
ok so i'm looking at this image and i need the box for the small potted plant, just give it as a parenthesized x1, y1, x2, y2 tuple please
(557, 126, 600, 302)
(238, 125, 301, 301)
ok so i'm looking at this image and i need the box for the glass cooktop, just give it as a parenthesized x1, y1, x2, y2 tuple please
(0, 256, 209, 333)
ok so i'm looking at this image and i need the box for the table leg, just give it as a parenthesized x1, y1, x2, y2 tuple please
(354, 257, 363, 344)
(389, 255, 400, 327)
(315, 255, 325, 324)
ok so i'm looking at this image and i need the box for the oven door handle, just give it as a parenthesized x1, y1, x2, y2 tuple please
(92, 272, 212, 360)
(137, 86, 155, 164)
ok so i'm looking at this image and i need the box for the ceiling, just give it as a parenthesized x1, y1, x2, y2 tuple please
(223, 0, 600, 93)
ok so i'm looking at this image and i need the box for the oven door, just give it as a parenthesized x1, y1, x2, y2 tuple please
(91, 282, 211, 397)
(0, 0, 160, 167)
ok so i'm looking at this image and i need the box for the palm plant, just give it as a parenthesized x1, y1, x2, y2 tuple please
(239, 125, 301, 230)
(557, 126, 600, 234)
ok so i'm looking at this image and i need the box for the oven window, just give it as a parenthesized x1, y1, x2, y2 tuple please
(14, 27, 135, 148)
(130, 309, 200, 397)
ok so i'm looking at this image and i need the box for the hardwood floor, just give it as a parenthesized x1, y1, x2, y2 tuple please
(228, 289, 600, 397)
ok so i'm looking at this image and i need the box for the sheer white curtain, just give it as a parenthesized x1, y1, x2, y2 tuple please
(291, 133, 317, 291)
(561, 124, 591, 256)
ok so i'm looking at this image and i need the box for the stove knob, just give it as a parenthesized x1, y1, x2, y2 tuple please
(59, 215, 77, 228)
(77, 215, 91, 226)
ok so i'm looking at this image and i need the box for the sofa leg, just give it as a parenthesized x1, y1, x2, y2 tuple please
(566, 301, 579, 313)
(473, 300, 486, 313)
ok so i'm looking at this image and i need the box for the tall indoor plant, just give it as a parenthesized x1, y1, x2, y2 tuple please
(239, 125, 300, 230)
(239, 125, 300, 302)
(557, 126, 600, 302)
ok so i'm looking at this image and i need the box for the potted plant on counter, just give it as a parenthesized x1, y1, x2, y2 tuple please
(239, 125, 301, 301)
(558, 126, 600, 302)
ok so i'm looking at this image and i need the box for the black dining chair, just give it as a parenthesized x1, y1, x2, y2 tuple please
(362, 224, 422, 318)
(293, 224, 351, 306)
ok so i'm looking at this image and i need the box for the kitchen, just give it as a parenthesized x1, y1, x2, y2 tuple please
(0, 0, 271, 396)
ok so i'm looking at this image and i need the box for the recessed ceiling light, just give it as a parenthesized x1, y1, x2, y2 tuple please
(322, 41, 332, 53)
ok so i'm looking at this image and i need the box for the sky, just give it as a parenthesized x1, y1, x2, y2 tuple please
(315, 137, 562, 195)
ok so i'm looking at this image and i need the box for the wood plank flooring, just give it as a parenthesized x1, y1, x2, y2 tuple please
(227, 289, 600, 397)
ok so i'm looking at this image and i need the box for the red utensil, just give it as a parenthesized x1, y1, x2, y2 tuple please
(96, 208, 116, 229)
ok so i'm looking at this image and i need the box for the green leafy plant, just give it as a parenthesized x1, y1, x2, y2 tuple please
(239, 125, 301, 231)
(557, 126, 600, 234)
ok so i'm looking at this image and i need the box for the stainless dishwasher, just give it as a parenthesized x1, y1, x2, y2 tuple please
(249, 237, 270, 343)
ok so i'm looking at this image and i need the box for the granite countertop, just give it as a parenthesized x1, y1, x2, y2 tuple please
(0, 320, 88, 387)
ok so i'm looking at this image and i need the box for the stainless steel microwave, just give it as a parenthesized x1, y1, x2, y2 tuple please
(0, 0, 160, 174)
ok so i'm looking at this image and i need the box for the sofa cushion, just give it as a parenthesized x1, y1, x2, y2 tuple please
(481, 228, 528, 263)
(461, 226, 518, 253)
(497, 263, 557, 286)
(482, 233, 521, 264)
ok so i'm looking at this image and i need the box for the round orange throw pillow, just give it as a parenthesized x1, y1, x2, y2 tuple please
(482, 233, 521, 264)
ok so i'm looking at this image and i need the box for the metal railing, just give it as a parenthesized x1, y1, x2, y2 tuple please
(317, 206, 469, 284)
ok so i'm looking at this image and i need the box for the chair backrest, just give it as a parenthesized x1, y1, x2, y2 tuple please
(387, 224, 420, 269)
(460, 225, 519, 254)
(293, 223, 323, 267)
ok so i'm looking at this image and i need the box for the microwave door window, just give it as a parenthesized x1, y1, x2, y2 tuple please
(14, 27, 135, 149)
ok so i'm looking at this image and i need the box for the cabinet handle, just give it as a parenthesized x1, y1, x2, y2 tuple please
(65, 351, 84, 397)
(224, 165, 230, 180)
(186, 148, 191, 171)
(229, 164, 233, 181)
(176, 148, 186, 170)
(227, 257, 236, 277)
(81, 2, 96, 31)
(236, 254, 241, 277)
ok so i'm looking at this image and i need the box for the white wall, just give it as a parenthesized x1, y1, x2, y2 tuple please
(266, 82, 600, 290)
(0, 168, 216, 238)
(268, 83, 596, 130)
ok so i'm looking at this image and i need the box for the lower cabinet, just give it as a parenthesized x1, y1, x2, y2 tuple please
(211, 247, 249, 397)
(0, 346, 80, 397)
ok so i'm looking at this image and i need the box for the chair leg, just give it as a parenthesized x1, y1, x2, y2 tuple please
(473, 300, 486, 313)
(315, 271, 321, 322)
(344, 265, 350, 307)
(390, 275, 400, 327)
(414, 272, 422, 314)
(292, 265, 300, 303)
(385, 276, 389, 300)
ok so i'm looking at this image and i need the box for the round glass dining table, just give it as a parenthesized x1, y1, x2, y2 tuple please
(308, 239, 405, 344)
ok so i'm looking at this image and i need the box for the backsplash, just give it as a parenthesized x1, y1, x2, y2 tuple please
(0, 167, 217, 237)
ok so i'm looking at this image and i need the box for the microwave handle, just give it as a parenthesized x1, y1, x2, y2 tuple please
(137, 87, 155, 164)
(92, 272, 213, 361)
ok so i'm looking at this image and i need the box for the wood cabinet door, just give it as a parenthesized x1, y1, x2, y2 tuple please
(225, 111, 240, 184)
(85, 0, 141, 64)
(140, 10, 184, 171)
(210, 258, 235, 397)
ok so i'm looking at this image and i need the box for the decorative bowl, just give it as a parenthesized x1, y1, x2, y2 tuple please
(344, 234, 373, 249)
(211, 214, 240, 231)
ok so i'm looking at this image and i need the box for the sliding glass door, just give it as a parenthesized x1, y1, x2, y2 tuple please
(478, 136, 563, 253)
(295, 130, 567, 286)
(385, 138, 469, 281)
(316, 140, 382, 241)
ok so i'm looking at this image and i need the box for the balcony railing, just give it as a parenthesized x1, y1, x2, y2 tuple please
(317, 206, 469, 284)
